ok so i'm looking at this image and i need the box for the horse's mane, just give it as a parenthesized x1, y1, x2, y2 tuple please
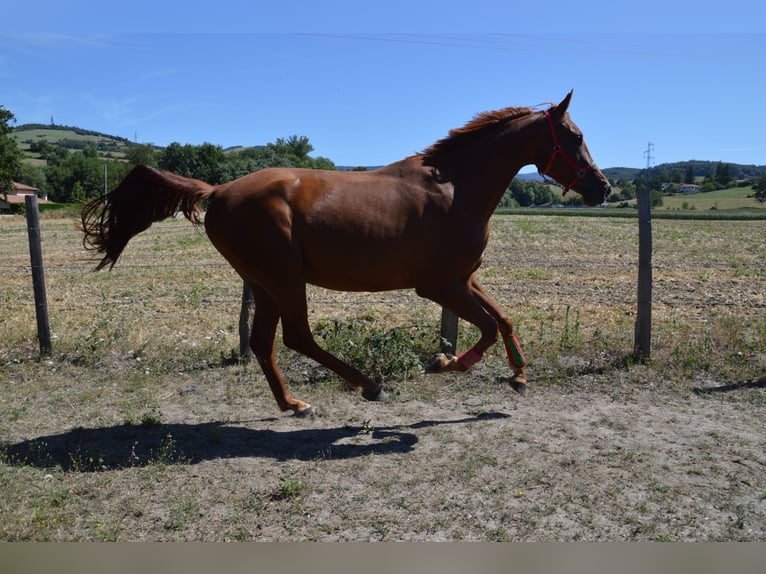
(421, 106, 536, 158)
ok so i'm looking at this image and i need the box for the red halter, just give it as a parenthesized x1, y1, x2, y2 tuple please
(541, 110, 596, 196)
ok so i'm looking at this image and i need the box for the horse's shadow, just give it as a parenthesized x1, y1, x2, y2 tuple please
(692, 376, 766, 396)
(2, 413, 510, 472)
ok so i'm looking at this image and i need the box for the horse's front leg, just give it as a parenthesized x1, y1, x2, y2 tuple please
(470, 276, 527, 394)
(417, 278, 500, 374)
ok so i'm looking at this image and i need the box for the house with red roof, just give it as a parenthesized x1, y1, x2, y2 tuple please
(1, 181, 50, 214)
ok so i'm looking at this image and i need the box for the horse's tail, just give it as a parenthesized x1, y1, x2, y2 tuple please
(80, 164, 216, 270)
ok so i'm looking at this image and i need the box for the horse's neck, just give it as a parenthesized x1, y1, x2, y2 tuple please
(449, 116, 541, 219)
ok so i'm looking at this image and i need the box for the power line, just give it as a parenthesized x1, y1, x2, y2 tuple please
(643, 142, 655, 169)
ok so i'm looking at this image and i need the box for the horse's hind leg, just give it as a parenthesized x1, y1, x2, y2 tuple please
(277, 283, 387, 403)
(248, 283, 315, 416)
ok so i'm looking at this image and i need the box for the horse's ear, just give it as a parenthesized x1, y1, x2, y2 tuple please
(551, 90, 573, 121)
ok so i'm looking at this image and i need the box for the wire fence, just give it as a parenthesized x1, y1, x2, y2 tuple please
(5, 208, 763, 360)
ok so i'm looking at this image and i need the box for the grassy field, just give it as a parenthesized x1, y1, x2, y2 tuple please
(658, 186, 763, 212)
(12, 127, 130, 161)
(0, 212, 764, 541)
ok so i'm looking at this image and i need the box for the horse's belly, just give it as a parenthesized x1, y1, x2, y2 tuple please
(303, 246, 420, 292)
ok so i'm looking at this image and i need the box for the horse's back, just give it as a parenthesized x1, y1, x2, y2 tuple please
(203, 160, 460, 291)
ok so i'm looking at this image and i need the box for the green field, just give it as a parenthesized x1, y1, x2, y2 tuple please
(658, 186, 763, 212)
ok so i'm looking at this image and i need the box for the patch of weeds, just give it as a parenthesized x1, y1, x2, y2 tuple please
(272, 474, 307, 501)
(176, 284, 215, 309)
(147, 433, 189, 469)
(359, 420, 375, 435)
(1, 440, 57, 470)
(313, 317, 439, 383)
(623, 451, 646, 463)
(483, 526, 510, 542)
(526, 268, 551, 280)
(10, 404, 28, 422)
(460, 453, 498, 480)
(92, 518, 121, 541)
(68, 448, 108, 472)
(593, 415, 628, 432)
(535, 317, 556, 349)
(74, 308, 130, 366)
(241, 489, 267, 514)
(648, 482, 669, 493)
(560, 305, 583, 350)
(123, 403, 162, 427)
(27, 484, 75, 539)
(369, 517, 392, 541)
(164, 492, 201, 532)
(661, 312, 765, 382)
(139, 406, 162, 427)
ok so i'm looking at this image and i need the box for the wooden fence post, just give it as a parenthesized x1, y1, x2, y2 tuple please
(239, 282, 254, 362)
(634, 186, 652, 361)
(24, 195, 52, 356)
(440, 308, 459, 355)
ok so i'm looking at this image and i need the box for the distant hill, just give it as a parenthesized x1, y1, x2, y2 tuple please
(515, 172, 544, 181)
(12, 123, 135, 160)
(602, 167, 640, 181)
(631, 160, 766, 181)
(12, 124, 766, 180)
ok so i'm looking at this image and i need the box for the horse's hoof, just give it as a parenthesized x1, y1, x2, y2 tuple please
(425, 353, 452, 374)
(294, 404, 320, 418)
(425, 355, 443, 373)
(362, 386, 388, 402)
(510, 380, 527, 396)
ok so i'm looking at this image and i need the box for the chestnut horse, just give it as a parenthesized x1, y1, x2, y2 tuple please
(81, 90, 610, 416)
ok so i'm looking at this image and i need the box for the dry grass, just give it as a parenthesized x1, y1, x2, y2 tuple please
(0, 212, 764, 541)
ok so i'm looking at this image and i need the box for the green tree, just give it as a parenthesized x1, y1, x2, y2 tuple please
(508, 179, 534, 206)
(194, 142, 228, 184)
(157, 142, 228, 183)
(269, 135, 313, 161)
(701, 175, 717, 192)
(0, 106, 23, 198)
(685, 163, 696, 184)
(71, 181, 86, 203)
(618, 179, 636, 201)
(714, 162, 731, 187)
(18, 162, 47, 192)
(227, 135, 334, 176)
(265, 135, 336, 170)
(125, 143, 157, 167)
(753, 175, 766, 203)
(158, 142, 198, 176)
(44, 145, 129, 202)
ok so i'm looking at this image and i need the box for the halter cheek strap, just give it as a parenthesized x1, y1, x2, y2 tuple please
(541, 110, 596, 196)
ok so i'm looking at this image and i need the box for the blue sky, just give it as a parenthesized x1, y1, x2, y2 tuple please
(2, 2, 764, 171)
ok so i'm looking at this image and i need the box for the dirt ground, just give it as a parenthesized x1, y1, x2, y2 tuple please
(4, 355, 763, 541)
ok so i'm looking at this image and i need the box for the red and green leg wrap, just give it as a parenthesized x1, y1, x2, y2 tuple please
(503, 335, 526, 369)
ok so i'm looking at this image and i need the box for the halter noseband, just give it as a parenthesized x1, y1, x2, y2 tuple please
(540, 110, 596, 196)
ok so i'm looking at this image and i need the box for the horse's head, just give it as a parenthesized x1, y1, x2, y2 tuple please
(537, 91, 611, 206)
